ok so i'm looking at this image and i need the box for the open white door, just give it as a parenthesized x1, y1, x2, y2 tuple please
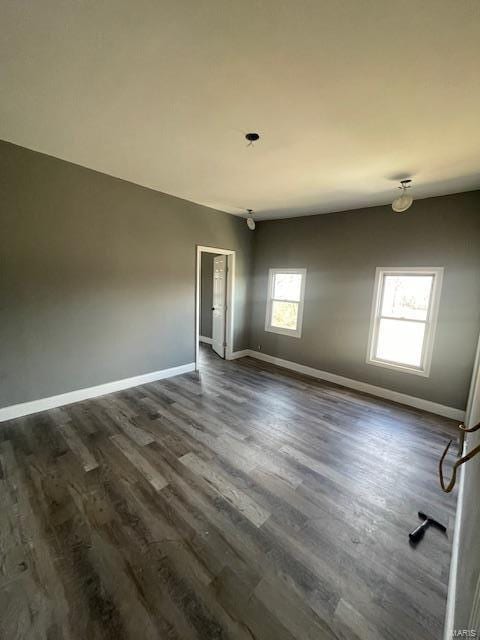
(212, 255, 227, 358)
(444, 333, 480, 639)
(195, 246, 235, 369)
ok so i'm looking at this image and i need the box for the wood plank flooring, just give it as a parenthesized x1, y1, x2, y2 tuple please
(0, 345, 459, 639)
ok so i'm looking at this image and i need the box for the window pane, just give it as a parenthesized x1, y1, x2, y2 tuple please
(375, 318, 425, 367)
(381, 275, 433, 321)
(274, 273, 302, 301)
(271, 301, 298, 330)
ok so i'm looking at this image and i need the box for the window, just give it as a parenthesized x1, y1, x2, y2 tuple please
(367, 267, 443, 376)
(265, 268, 306, 337)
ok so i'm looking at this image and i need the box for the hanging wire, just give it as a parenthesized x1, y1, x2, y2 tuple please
(439, 421, 480, 493)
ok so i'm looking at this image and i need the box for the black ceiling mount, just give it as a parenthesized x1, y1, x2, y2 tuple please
(245, 132, 260, 143)
(400, 179, 412, 186)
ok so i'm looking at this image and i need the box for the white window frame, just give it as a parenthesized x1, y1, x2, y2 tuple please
(265, 268, 306, 338)
(366, 266, 444, 377)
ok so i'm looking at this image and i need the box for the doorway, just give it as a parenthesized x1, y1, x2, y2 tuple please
(195, 246, 235, 370)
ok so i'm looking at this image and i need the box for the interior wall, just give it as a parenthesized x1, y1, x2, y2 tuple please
(3, 138, 480, 414)
(249, 191, 480, 410)
(0, 140, 253, 408)
(200, 253, 219, 339)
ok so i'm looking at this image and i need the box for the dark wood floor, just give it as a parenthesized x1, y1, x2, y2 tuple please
(0, 345, 458, 640)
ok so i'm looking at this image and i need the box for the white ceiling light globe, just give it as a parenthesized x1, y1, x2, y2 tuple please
(392, 193, 413, 213)
(392, 179, 414, 213)
(247, 217, 256, 230)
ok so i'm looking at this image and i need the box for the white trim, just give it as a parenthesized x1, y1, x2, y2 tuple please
(443, 463, 466, 640)
(465, 330, 480, 428)
(226, 349, 250, 360)
(366, 267, 444, 377)
(199, 336, 213, 345)
(195, 246, 235, 370)
(0, 362, 195, 422)
(469, 572, 480, 632)
(265, 268, 307, 338)
(241, 350, 464, 420)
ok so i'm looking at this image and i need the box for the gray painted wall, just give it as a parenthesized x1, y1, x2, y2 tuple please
(249, 191, 480, 410)
(2, 139, 480, 414)
(0, 141, 252, 408)
(200, 253, 219, 339)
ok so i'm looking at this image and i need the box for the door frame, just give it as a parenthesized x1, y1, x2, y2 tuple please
(465, 330, 480, 428)
(195, 245, 236, 370)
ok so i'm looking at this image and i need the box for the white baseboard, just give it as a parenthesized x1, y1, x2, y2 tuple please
(227, 350, 250, 360)
(199, 336, 213, 344)
(0, 362, 196, 422)
(244, 350, 465, 421)
(1, 349, 464, 423)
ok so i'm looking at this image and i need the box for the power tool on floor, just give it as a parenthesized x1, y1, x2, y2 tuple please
(409, 511, 447, 544)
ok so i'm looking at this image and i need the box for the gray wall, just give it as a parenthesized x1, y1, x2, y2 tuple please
(200, 253, 219, 339)
(249, 191, 480, 410)
(0, 141, 253, 408)
(2, 138, 480, 413)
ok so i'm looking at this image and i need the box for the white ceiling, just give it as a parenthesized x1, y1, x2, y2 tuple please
(1, 1, 480, 220)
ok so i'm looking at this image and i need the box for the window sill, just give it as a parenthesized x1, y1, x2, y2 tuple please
(265, 326, 302, 338)
(366, 357, 430, 377)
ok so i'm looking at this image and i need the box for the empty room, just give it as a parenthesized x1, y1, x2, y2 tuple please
(1, 2, 480, 639)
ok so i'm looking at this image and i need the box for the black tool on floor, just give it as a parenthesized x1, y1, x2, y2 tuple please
(409, 511, 447, 544)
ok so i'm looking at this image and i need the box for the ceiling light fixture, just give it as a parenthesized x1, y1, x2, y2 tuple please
(392, 179, 414, 213)
(246, 209, 256, 230)
(245, 132, 260, 146)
